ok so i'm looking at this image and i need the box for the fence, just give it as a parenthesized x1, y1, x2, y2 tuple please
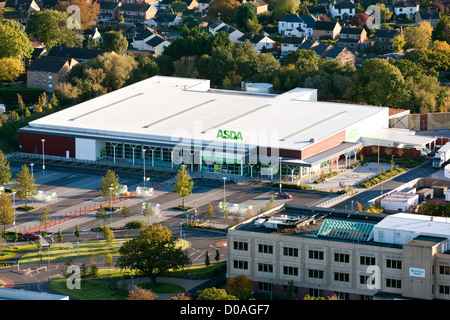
(315, 188, 359, 208)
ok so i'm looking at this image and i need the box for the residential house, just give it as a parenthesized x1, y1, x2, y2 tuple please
(237, 33, 275, 53)
(117, 2, 157, 23)
(393, 0, 419, 19)
(186, 0, 199, 10)
(374, 29, 400, 52)
(337, 26, 367, 50)
(247, 0, 268, 15)
(146, 12, 182, 27)
(215, 24, 245, 43)
(196, 0, 209, 14)
(329, 0, 355, 20)
(82, 27, 102, 47)
(98, 1, 120, 21)
(3, 0, 39, 23)
(415, 10, 440, 27)
(312, 20, 341, 40)
(47, 46, 110, 64)
(27, 56, 79, 92)
(144, 34, 170, 56)
(209, 19, 226, 34)
(131, 24, 157, 49)
(307, 4, 328, 18)
(280, 36, 307, 56)
(324, 45, 355, 64)
(278, 14, 316, 37)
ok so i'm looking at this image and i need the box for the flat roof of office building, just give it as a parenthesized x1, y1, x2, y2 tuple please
(24, 76, 388, 151)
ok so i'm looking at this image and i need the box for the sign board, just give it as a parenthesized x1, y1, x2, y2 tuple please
(409, 267, 426, 278)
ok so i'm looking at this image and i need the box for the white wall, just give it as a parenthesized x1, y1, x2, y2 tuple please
(346, 108, 389, 143)
(75, 138, 97, 161)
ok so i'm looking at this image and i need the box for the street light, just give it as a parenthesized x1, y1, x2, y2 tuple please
(109, 186, 113, 226)
(30, 163, 34, 176)
(222, 176, 227, 204)
(41, 139, 45, 175)
(143, 149, 146, 187)
(12, 192, 15, 227)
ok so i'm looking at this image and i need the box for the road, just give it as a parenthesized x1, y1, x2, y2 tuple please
(332, 158, 436, 209)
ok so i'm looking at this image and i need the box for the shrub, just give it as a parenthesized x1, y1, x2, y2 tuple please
(124, 220, 148, 230)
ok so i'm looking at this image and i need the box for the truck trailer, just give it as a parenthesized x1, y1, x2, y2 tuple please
(433, 142, 450, 168)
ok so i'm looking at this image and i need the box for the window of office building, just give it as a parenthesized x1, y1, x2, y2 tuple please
(258, 244, 273, 254)
(360, 256, 376, 266)
(259, 282, 272, 292)
(334, 253, 350, 263)
(258, 263, 273, 273)
(440, 265, 450, 275)
(359, 275, 375, 286)
(233, 260, 248, 270)
(439, 285, 450, 295)
(334, 272, 350, 282)
(309, 288, 323, 298)
(386, 259, 402, 269)
(308, 269, 324, 279)
(309, 250, 324, 260)
(386, 278, 401, 289)
(283, 266, 298, 276)
(283, 247, 298, 257)
(233, 241, 248, 251)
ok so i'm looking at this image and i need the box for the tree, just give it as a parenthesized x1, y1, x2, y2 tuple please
(104, 253, 113, 268)
(12, 165, 38, 207)
(56, 0, 100, 30)
(96, 205, 107, 226)
(57, 228, 63, 242)
(215, 249, 220, 263)
(207, 0, 241, 22)
(26, 10, 82, 50)
(0, 58, 24, 82)
(206, 203, 215, 227)
(235, 4, 259, 32)
(402, 22, 433, 50)
(376, 3, 393, 22)
(74, 224, 80, 238)
(204, 250, 210, 266)
(433, 15, 450, 42)
(120, 206, 131, 222)
(0, 150, 11, 186)
(172, 165, 194, 208)
(88, 52, 137, 92)
(40, 207, 52, 229)
(103, 224, 115, 248)
(0, 20, 33, 60)
(117, 225, 191, 287)
(100, 30, 128, 54)
(0, 193, 14, 232)
(196, 287, 238, 300)
(350, 13, 370, 27)
(90, 262, 99, 278)
(226, 275, 253, 300)
(143, 203, 153, 224)
(272, 0, 300, 21)
(99, 169, 120, 199)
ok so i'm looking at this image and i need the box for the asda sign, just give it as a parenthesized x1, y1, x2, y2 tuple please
(217, 129, 243, 141)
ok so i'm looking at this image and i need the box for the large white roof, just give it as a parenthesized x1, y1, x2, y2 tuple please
(27, 76, 388, 151)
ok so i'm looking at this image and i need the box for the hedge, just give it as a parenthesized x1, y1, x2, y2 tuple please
(0, 87, 45, 104)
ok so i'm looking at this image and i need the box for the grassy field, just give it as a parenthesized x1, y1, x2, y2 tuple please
(18, 238, 189, 264)
(0, 244, 39, 261)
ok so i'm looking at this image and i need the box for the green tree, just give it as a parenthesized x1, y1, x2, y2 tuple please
(0, 20, 33, 60)
(40, 207, 52, 228)
(376, 3, 392, 22)
(116, 224, 191, 287)
(26, 10, 82, 50)
(207, 0, 241, 22)
(100, 30, 128, 54)
(90, 262, 99, 278)
(215, 249, 220, 263)
(120, 206, 131, 222)
(172, 165, 194, 208)
(104, 253, 113, 268)
(272, 0, 300, 20)
(433, 15, 450, 42)
(206, 203, 215, 227)
(12, 165, 38, 207)
(74, 224, 80, 238)
(96, 205, 107, 226)
(235, 4, 258, 32)
(0, 193, 14, 232)
(196, 287, 238, 300)
(402, 22, 433, 50)
(0, 150, 11, 186)
(356, 58, 407, 108)
(103, 223, 115, 248)
(142, 203, 153, 224)
(99, 169, 120, 199)
(57, 228, 63, 242)
(204, 250, 210, 266)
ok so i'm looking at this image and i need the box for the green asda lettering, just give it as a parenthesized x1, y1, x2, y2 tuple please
(216, 130, 243, 141)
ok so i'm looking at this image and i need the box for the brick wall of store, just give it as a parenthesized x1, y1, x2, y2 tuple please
(300, 131, 346, 160)
(19, 132, 76, 158)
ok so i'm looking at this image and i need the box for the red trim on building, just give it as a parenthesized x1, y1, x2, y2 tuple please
(18, 132, 76, 158)
(300, 130, 346, 160)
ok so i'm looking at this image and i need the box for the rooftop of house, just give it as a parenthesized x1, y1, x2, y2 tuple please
(28, 56, 76, 72)
(340, 26, 365, 34)
(281, 36, 306, 45)
(314, 20, 340, 31)
(47, 46, 109, 61)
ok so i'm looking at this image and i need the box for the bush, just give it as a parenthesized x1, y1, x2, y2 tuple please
(173, 205, 192, 211)
(124, 220, 148, 230)
(0, 87, 45, 104)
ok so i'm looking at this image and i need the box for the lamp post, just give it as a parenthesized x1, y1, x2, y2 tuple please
(12, 191, 15, 227)
(222, 176, 227, 204)
(41, 139, 45, 175)
(279, 157, 282, 194)
(109, 186, 113, 226)
(143, 149, 146, 187)
(30, 163, 34, 176)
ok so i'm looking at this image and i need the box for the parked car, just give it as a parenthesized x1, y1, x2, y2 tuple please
(277, 192, 292, 199)
(22, 232, 40, 241)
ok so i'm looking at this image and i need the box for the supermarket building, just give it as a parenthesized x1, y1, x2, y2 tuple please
(18, 76, 436, 179)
